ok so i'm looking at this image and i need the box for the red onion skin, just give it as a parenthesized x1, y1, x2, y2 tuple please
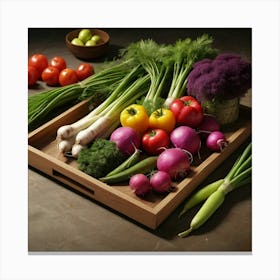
(198, 114, 220, 138)
(129, 174, 151, 196)
(110, 127, 141, 155)
(206, 131, 227, 152)
(157, 148, 190, 180)
(170, 126, 201, 155)
(150, 171, 172, 193)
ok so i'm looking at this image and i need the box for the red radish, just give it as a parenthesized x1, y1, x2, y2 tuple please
(150, 171, 172, 193)
(157, 148, 190, 180)
(170, 126, 201, 155)
(129, 174, 151, 196)
(197, 114, 220, 138)
(206, 131, 228, 152)
(110, 127, 141, 156)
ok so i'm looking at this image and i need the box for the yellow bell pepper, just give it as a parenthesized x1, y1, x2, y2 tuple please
(149, 108, 176, 133)
(120, 104, 149, 133)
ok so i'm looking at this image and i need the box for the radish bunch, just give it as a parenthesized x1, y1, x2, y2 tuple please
(129, 170, 173, 197)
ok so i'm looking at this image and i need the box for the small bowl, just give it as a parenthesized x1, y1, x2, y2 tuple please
(66, 28, 110, 60)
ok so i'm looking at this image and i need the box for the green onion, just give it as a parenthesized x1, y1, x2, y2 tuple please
(178, 142, 252, 237)
(28, 59, 133, 131)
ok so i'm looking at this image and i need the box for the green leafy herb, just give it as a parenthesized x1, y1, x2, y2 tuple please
(77, 139, 127, 178)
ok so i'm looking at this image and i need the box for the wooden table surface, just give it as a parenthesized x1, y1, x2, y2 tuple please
(28, 28, 252, 252)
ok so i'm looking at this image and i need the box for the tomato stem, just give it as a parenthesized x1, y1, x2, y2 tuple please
(183, 100, 192, 106)
(149, 130, 157, 137)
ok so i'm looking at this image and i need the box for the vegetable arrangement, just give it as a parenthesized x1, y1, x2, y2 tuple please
(52, 35, 239, 197)
(54, 35, 217, 155)
(77, 101, 227, 193)
(29, 32, 252, 237)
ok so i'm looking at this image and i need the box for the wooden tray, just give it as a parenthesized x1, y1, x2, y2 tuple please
(28, 100, 251, 229)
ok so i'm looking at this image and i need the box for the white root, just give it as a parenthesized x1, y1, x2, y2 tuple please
(57, 136, 76, 154)
(97, 120, 120, 139)
(71, 143, 86, 158)
(56, 115, 98, 140)
(163, 97, 175, 108)
(75, 116, 111, 146)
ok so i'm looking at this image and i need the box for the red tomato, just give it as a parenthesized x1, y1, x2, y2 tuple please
(142, 129, 170, 155)
(28, 65, 40, 86)
(59, 68, 79, 86)
(41, 66, 60, 86)
(49, 56, 67, 72)
(169, 96, 204, 128)
(76, 63, 94, 81)
(28, 54, 48, 75)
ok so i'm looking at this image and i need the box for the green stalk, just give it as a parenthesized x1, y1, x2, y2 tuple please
(220, 167, 252, 194)
(225, 143, 252, 181)
(233, 155, 252, 178)
(79, 59, 133, 88)
(153, 66, 171, 102)
(178, 179, 224, 218)
(168, 61, 193, 100)
(104, 75, 150, 120)
(88, 66, 144, 117)
(28, 84, 83, 130)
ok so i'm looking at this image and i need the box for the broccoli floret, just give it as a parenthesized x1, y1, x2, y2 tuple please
(187, 53, 251, 102)
(77, 139, 126, 178)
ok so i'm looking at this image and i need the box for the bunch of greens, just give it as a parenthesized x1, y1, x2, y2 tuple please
(120, 39, 171, 115)
(77, 138, 127, 178)
(120, 34, 218, 114)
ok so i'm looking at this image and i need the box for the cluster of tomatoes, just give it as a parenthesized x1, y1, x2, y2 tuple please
(28, 53, 94, 87)
(120, 96, 211, 156)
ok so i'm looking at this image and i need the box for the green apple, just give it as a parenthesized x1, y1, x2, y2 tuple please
(71, 37, 84, 46)
(85, 39, 97, 46)
(78, 29, 92, 43)
(91, 34, 102, 44)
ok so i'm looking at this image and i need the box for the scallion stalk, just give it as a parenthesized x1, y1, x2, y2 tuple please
(178, 142, 252, 237)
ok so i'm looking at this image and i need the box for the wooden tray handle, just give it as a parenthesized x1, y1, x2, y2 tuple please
(52, 169, 96, 199)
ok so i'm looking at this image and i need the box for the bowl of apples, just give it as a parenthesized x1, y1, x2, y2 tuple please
(66, 28, 110, 60)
